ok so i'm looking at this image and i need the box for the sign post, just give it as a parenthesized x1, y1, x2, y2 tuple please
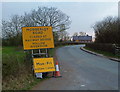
(22, 26, 55, 78)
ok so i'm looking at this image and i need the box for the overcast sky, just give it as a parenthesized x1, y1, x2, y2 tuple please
(2, 1, 118, 37)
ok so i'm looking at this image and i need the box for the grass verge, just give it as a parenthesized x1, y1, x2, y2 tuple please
(2, 44, 76, 90)
(84, 46, 120, 59)
(2, 46, 56, 90)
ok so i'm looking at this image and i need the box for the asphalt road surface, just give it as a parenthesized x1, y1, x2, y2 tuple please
(32, 45, 118, 90)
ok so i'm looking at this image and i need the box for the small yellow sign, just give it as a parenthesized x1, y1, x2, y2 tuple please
(22, 26, 54, 50)
(33, 58, 55, 73)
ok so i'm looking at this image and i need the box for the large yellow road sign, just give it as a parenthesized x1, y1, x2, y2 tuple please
(22, 26, 54, 50)
(33, 58, 55, 73)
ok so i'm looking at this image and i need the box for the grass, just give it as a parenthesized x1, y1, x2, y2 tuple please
(2, 46, 25, 63)
(84, 46, 120, 59)
(2, 46, 56, 90)
(48, 48, 55, 57)
(2, 44, 70, 90)
(2, 46, 31, 90)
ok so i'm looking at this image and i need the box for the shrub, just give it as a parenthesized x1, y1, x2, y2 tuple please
(86, 43, 116, 54)
(2, 47, 32, 81)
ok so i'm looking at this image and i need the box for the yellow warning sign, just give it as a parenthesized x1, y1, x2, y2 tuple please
(33, 58, 55, 73)
(22, 26, 54, 50)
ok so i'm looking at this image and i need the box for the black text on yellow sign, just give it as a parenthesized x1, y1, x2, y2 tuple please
(33, 58, 55, 73)
(22, 26, 54, 50)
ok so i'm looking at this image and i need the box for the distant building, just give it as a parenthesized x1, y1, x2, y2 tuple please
(73, 35, 92, 43)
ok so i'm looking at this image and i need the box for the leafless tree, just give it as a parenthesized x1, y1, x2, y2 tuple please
(58, 30, 70, 41)
(22, 7, 71, 31)
(73, 32, 79, 36)
(79, 32, 87, 36)
(2, 7, 71, 46)
(2, 15, 23, 45)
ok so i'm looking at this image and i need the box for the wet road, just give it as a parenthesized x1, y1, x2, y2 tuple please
(32, 45, 118, 90)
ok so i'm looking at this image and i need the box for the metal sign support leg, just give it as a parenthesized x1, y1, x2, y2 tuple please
(32, 49, 43, 79)
(32, 49, 51, 78)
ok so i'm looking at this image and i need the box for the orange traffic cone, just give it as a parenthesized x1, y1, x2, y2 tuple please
(54, 61, 62, 77)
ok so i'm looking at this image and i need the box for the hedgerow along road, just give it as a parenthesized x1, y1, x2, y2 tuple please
(32, 45, 118, 90)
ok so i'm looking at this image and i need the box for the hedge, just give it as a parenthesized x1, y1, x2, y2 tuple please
(55, 42, 84, 47)
(85, 43, 119, 54)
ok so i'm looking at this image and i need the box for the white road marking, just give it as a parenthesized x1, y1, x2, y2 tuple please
(81, 85, 85, 87)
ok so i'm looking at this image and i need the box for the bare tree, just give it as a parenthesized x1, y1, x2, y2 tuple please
(73, 32, 78, 36)
(58, 30, 69, 41)
(2, 15, 23, 46)
(22, 7, 71, 31)
(79, 32, 86, 36)
(21, 7, 71, 43)
(2, 7, 71, 46)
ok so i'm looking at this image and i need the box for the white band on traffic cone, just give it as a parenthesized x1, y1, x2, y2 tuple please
(56, 65, 59, 71)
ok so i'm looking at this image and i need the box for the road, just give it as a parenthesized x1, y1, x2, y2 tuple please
(32, 45, 118, 90)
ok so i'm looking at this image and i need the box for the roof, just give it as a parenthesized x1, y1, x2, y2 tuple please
(73, 36, 92, 41)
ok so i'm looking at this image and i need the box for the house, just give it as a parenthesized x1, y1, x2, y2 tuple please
(73, 35, 92, 43)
